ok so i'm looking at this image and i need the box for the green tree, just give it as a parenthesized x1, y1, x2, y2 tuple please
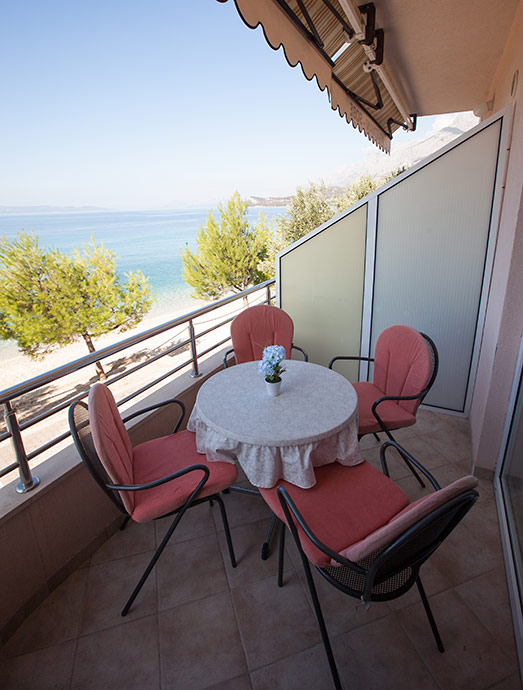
(181, 192, 270, 305)
(276, 182, 335, 246)
(335, 174, 379, 212)
(0, 231, 154, 380)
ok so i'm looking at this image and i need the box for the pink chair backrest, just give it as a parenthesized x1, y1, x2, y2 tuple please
(88, 383, 135, 514)
(337, 474, 478, 564)
(230, 304, 294, 364)
(373, 325, 433, 415)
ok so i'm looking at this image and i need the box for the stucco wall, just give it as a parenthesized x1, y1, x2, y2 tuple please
(471, 1, 523, 472)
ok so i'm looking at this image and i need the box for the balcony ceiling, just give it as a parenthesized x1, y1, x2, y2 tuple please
(372, 0, 520, 116)
(223, 0, 519, 149)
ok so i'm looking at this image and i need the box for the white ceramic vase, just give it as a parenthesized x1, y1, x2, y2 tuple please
(265, 379, 281, 397)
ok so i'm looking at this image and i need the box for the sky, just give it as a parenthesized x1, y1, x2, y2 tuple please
(0, 0, 462, 210)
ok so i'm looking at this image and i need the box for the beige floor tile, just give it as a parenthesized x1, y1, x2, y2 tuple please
(396, 588, 518, 690)
(80, 550, 158, 635)
(231, 574, 321, 671)
(455, 566, 519, 661)
(159, 591, 247, 690)
(154, 499, 217, 546)
(156, 532, 229, 611)
(250, 644, 336, 690)
(90, 519, 155, 565)
(213, 486, 272, 532)
(488, 672, 523, 689)
(72, 615, 160, 689)
(333, 614, 439, 690)
(207, 675, 252, 690)
(0, 639, 76, 690)
(217, 518, 292, 589)
(3, 569, 87, 657)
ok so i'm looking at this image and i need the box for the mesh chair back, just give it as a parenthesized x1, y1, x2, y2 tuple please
(363, 490, 477, 598)
(231, 304, 293, 363)
(373, 325, 437, 415)
(69, 400, 127, 514)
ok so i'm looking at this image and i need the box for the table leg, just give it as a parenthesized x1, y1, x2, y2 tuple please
(262, 514, 278, 560)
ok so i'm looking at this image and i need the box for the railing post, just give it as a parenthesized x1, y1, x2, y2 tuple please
(3, 402, 40, 494)
(188, 319, 201, 378)
(266, 284, 273, 305)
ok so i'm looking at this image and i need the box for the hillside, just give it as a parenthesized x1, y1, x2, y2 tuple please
(249, 112, 479, 206)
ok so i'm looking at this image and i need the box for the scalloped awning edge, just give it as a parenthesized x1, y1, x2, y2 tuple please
(226, 0, 391, 153)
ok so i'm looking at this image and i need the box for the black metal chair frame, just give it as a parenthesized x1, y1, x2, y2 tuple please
(69, 396, 237, 617)
(328, 331, 439, 488)
(272, 441, 478, 690)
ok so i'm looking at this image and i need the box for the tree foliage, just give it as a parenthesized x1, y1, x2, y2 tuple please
(181, 192, 271, 302)
(335, 174, 379, 213)
(0, 232, 154, 379)
(276, 182, 334, 246)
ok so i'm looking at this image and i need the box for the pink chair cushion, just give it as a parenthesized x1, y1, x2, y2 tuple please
(89, 383, 135, 514)
(260, 461, 410, 567)
(131, 430, 238, 522)
(338, 474, 478, 563)
(231, 304, 293, 364)
(373, 325, 433, 416)
(355, 381, 416, 434)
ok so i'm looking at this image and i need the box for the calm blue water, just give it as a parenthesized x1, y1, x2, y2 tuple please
(0, 206, 285, 353)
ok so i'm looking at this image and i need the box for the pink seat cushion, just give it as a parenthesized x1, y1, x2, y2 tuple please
(231, 304, 293, 364)
(355, 381, 416, 434)
(373, 325, 433, 416)
(132, 430, 238, 522)
(339, 474, 478, 563)
(89, 383, 135, 514)
(260, 461, 410, 567)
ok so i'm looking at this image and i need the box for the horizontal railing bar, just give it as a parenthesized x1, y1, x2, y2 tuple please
(117, 357, 195, 406)
(0, 279, 275, 404)
(197, 336, 232, 359)
(27, 430, 71, 461)
(0, 461, 19, 478)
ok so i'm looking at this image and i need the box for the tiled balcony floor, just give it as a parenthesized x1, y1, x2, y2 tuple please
(0, 410, 521, 689)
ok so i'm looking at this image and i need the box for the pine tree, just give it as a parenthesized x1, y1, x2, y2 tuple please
(181, 192, 271, 305)
(0, 232, 154, 380)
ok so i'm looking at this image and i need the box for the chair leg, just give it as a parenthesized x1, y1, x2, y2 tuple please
(385, 430, 426, 488)
(300, 555, 343, 690)
(121, 507, 188, 617)
(214, 493, 237, 568)
(417, 577, 444, 653)
(120, 515, 131, 531)
(261, 513, 278, 560)
(278, 519, 285, 587)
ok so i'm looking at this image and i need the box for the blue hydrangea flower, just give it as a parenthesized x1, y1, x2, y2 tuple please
(258, 345, 286, 382)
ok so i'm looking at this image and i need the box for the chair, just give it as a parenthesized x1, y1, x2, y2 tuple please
(69, 383, 238, 616)
(329, 324, 439, 486)
(223, 304, 308, 367)
(259, 441, 478, 690)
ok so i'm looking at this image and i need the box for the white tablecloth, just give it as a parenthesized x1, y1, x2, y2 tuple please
(187, 360, 363, 489)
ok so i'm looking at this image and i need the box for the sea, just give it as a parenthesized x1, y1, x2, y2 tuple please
(0, 206, 285, 356)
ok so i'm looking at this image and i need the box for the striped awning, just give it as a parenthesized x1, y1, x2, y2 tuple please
(220, 0, 414, 152)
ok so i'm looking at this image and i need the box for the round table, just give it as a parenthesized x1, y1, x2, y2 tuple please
(188, 360, 363, 489)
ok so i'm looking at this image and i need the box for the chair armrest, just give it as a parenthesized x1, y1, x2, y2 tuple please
(328, 355, 374, 370)
(223, 348, 234, 368)
(291, 344, 309, 362)
(379, 441, 440, 490)
(122, 398, 186, 434)
(107, 463, 210, 493)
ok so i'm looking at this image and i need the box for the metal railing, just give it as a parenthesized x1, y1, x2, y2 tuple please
(0, 280, 275, 494)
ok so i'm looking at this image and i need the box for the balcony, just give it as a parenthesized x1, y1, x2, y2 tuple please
(0, 408, 519, 689)
(0, 113, 522, 687)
